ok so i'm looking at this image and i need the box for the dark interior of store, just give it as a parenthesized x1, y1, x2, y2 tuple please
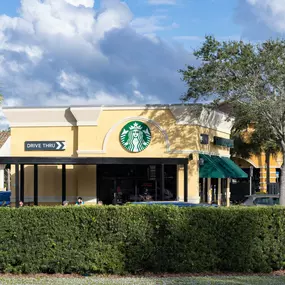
(97, 164, 177, 205)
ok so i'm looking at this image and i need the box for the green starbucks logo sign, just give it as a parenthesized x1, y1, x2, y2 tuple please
(120, 121, 151, 153)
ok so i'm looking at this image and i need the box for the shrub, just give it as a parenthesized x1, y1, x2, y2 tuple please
(0, 206, 285, 274)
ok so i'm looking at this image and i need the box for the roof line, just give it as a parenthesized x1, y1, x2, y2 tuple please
(2, 103, 204, 110)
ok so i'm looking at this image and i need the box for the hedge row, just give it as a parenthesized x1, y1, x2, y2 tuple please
(0, 206, 285, 274)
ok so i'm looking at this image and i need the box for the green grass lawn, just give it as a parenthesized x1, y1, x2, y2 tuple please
(1, 275, 285, 285)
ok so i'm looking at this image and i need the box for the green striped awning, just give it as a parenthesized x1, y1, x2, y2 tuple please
(199, 154, 226, 178)
(199, 154, 248, 179)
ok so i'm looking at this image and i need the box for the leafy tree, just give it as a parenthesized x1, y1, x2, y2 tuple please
(180, 36, 285, 205)
(230, 107, 281, 193)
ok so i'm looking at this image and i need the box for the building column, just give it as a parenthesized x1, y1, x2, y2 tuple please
(34, 164, 38, 206)
(0, 164, 5, 190)
(20, 164, 25, 202)
(217, 178, 222, 206)
(176, 165, 184, 201)
(7, 167, 11, 190)
(15, 164, 20, 208)
(202, 178, 206, 203)
(226, 178, 230, 207)
(260, 167, 277, 193)
(187, 154, 200, 203)
(184, 162, 188, 202)
(62, 164, 66, 204)
(207, 178, 212, 204)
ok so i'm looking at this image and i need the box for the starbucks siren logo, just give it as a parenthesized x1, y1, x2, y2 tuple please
(120, 121, 151, 152)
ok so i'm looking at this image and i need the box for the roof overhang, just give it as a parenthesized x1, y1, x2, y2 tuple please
(0, 156, 188, 165)
(2, 104, 232, 133)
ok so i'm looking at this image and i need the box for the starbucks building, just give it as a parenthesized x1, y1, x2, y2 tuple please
(1, 104, 247, 206)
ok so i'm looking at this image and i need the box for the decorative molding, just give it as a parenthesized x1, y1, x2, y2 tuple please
(77, 148, 231, 157)
(70, 107, 102, 126)
(7, 122, 75, 127)
(4, 107, 69, 112)
(75, 121, 99, 126)
(3, 105, 231, 131)
(169, 105, 233, 135)
(245, 159, 258, 168)
(3, 108, 76, 127)
(231, 157, 259, 168)
(168, 150, 231, 157)
(77, 150, 105, 154)
(177, 122, 231, 135)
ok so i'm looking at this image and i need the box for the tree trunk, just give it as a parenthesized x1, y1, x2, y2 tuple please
(279, 152, 285, 206)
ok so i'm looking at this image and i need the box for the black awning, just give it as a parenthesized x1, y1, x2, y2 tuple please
(0, 156, 188, 165)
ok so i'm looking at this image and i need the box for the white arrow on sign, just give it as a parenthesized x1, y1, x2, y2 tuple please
(56, 141, 66, 150)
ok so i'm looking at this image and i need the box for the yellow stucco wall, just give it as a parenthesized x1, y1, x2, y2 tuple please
(233, 153, 282, 192)
(10, 127, 77, 157)
(9, 108, 232, 204)
(77, 109, 230, 156)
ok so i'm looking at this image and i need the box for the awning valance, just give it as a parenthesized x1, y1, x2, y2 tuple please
(199, 154, 248, 179)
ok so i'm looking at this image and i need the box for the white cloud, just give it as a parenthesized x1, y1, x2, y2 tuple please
(245, 0, 285, 32)
(131, 15, 179, 36)
(0, 0, 192, 113)
(64, 0, 94, 8)
(57, 71, 90, 92)
(235, 0, 285, 39)
(148, 0, 176, 5)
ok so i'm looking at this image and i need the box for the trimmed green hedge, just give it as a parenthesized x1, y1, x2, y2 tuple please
(1, 206, 285, 274)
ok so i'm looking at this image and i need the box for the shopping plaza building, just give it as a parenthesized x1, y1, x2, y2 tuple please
(0, 104, 247, 206)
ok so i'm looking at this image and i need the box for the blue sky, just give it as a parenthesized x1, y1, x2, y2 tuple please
(0, 0, 283, 113)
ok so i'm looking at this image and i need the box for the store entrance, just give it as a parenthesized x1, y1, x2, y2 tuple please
(97, 164, 177, 205)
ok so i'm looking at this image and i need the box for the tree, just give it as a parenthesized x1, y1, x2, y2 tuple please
(230, 109, 281, 194)
(180, 36, 285, 205)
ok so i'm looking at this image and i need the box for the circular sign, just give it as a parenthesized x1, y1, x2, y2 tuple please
(120, 121, 151, 153)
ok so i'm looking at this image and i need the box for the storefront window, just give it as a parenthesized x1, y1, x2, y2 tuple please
(97, 164, 177, 204)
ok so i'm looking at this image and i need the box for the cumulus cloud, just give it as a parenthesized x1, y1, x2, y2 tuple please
(65, 0, 94, 7)
(235, 0, 285, 39)
(0, 0, 192, 111)
(131, 15, 179, 35)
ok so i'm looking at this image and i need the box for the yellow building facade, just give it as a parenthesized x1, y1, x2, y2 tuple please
(1, 104, 244, 206)
(233, 153, 282, 193)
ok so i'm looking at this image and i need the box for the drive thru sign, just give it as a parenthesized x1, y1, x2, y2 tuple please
(25, 141, 66, 151)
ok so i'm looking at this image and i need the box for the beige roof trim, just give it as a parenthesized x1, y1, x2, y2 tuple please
(70, 106, 102, 126)
(3, 108, 76, 127)
(169, 105, 233, 134)
(2, 105, 232, 133)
